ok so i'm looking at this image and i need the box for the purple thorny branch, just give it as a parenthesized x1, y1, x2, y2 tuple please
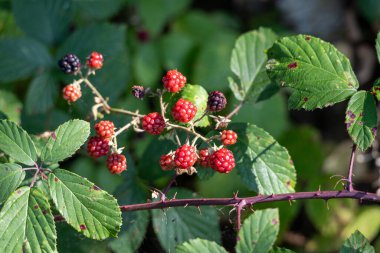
(53, 143, 380, 239)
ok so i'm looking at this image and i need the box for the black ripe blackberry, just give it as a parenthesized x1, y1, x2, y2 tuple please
(207, 91, 227, 112)
(58, 54, 81, 74)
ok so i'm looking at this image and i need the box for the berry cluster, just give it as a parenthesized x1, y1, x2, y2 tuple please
(60, 55, 238, 176)
(59, 52, 104, 104)
(160, 145, 236, 174)
(87, 120, 127, 175)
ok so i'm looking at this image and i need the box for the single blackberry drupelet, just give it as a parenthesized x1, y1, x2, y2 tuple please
(58, 54, 81, 74)
(207, 91, 227, 112)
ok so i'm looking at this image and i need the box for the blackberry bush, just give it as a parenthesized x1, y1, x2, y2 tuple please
(0, 4, 379, 252)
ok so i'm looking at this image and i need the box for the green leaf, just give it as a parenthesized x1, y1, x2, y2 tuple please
(269, 247, 296, 253)
(138, 0, 191, 36)
(193, 32, 237, 91)
(0, 120, 37, 166)
(376, 32, 380, 64)
(73, 0, 124, 20)
(0, 38, 52, 82)
(0, 163, 25, 204)
(340, 230, 375, 253)
(0, 187, 57, 253)
(230, 123, 296, 194)
(133, 42, 161, 85)
(13, 0, 72, 45)
(180, 84, 210, 127)
(0, 187, 30, 253)
(25, 72, 59, 115)
(0, 90, 22, 123)
(159, 32, 194, 70)
(24, 188, 57, 253)
(266, 35, 358, 110)
(345, 91, 377, 151)
(152, 188, 221, 252)
(57, 23, 125, 61)
(236, 209, 279, 253)
(230, 27, 277, 101)
(41, 119, 90, 163)
(48, 169, 122, 240)
(176, 239, 228, 253)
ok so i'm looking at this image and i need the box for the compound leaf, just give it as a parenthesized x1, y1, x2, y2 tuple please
(13, 0, 72, 45)
(48, 169, 122, 240)
(0, 120, 37, 166)
(0, 38, 52, 82)
(266, 35, 358, 110)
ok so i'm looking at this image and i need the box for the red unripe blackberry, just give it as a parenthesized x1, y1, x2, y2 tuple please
(171, 98, 197, 123)
(94, 120, 114, 139)
(87, 136, 110, 158)
(86, 52, 103, 70)
(160, 154, 175, 171)
(106, 153, 127, 174)
(142, 112, 166, 135)
(58, 54, 81, 74)
(131, 85, 145, 99)
(174, 144, 197, 169)
(207, 91, 227, 112)
(198, 148, 210, 167)
(162, 69, 187, 93)
(220, 130, 237, 146)
(209, 148, 235, 173)
(62, 84, 82, 102)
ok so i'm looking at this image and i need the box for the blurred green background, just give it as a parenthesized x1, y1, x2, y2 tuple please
(1, 0, 380, 252)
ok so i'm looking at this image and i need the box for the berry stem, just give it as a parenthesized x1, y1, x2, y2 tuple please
(226, 100, 245, 120)
(192, 111, 208, 125)
(346, 144, 357, 192)
(29, 168, 40, 188)
(235, 199, 246, 239)
(114, 117, 140, 137)
(159, 91, 167, 121)
(161, 174, 178, 202)
(167, 122, 209, 143)
(109, 107, 144, 118)
(83, 78, 111, 112)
